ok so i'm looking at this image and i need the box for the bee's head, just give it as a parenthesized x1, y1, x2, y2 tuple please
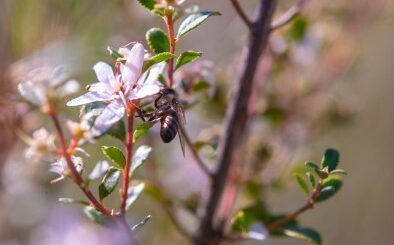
(160, 88, 177, 101)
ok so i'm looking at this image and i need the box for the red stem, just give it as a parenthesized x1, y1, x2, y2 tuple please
(165, 15, 176, 88)
(120, 104, 135, 214)
(48, 110, 112, 216)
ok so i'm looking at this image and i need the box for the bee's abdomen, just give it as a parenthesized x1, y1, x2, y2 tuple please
(160, 115, 178, 143)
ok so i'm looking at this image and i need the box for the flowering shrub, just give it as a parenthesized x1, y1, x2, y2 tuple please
(14, 0, 357, 244)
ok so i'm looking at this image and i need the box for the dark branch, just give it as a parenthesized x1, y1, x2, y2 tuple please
(270, 0, 307, 31)
(230, 0, 252, 28)
(193, 1, 278, 244)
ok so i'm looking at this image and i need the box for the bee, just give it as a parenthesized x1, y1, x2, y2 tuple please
(137, 88, 186, 156)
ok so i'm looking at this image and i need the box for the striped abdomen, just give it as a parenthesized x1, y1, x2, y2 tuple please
(160, 113, 178, 143)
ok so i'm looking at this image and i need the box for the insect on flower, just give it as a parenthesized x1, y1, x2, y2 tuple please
(66, 43, 163, 135)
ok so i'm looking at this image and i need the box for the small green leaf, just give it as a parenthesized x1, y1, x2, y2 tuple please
(177, 11, 221, 39)
(101, 146, 125, 169)
(133, 121, 156, 142)
(191, 80, 210, 93)
(231, 203, 269, 233)
(126, 181, 145, 210)
(99, 167, 121, 200)
(305, 161, 319, 172)
(283, 227, 321, 244)
(288, 17, 309, 42)
(83, 206, 108, 225)
(316, 177, 342, 202)
(330, 169, 347, 175)
(321, 148, 340, 172)
(294, 173, 309, 195)
(58, 198, 89, 206)
(146, 28, 170, 53)
(143, 52, 175, 72)
(306, 172, 316, 188)
(131, 145, 152, 173)
(175, 50, 202, 70)
(137, 0, 155, 10)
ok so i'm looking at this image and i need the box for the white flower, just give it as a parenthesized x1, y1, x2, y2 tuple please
(67, 43, 163, 135)
(65, 120, 95, 143)
(49, 156, 84, 183)
(21, 128, 56, 161)
(18, 65, 79, 108)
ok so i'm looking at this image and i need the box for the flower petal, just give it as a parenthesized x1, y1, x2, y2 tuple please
(93, 100, 125, 135)
(121, 43, 144, 84)
(138, 62, 165, 85)
(135, 84, 161, 99)
(66, 91, 112, 106)
(93, 62, 115, 88)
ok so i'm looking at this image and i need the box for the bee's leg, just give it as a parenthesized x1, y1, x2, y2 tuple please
(135, 108, 147, 122)
(154, 93, 163, 108)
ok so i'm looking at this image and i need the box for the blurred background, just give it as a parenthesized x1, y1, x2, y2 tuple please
(0, 0, 393, 244)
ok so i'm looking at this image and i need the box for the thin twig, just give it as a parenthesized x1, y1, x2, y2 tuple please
(230, 0, 252, 28)
(270, 0, 307, 31)
(48, 110, 112, 216)
(194, 1, 278, 244)
(179, 125, 212, 177)
(120, 104, 136, 214)
(267, 178, 323, 232)
(165, 15, 176, 88)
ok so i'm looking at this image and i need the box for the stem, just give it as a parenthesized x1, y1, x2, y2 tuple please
(165, 15, 176, 88)
(270, 0, 307, 31)
(120, 104, 136, 214)
(194, 1, 278, 244)
(267, 178, 323, 232)
(48, 110, 112, 216)
(230, 0, 252, 28)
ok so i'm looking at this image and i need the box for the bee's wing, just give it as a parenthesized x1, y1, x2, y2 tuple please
(176, 103, 186, 157)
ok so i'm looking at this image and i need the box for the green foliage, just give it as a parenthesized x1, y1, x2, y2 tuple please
(137, 0, 155, 10)
(175, 50, 202, 70)
(146, 28, 170, 53)
(99, 167, 121, 200)
(83, 206, 108, 225)
(101, 146, 125, 169)
(133, 121, 156, 142)
(288, 16, 308, 41)
(294, 173, 309, 195)
(316, 177, 342, 202)
(282, 227, 322, 245)
(131, 145, 152, 173)
(107, 46, 124, 60)
(177, 11, 221, 39)
(321, 148, 340, 172)
(142, 52, 175, 72)
(191, 80, 210, 93)
(58, 198, 89, 206)
(330, 169, 348, 175)
(231, 203, 269, 233)
(306, 172, 316, 188)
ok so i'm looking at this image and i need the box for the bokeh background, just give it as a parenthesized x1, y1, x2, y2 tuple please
(0, 0, 393, 245)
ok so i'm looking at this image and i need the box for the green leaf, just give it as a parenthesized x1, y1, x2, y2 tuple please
(305, 161, 319, 172)
(283, 227, 321, 244)
(306, 172, 316, 188)
(316, 177, 343, 202)
(58, 198, 89, 206)
(175, 50, 202, 70)
(101, 146, 125, 169)
(317, 170, 329, 179)
(294, 173, 309, 195)
(231, 203, 269, 233)
(133, 121, 156, 142)
(321, 148, 340, 172)
(83, 206, 108, 225)
(126, 181, 145, 210)
(288, 17, 309, 42)
(131, 145, 152, 173)
(177, 11, 221, 39)
(99, 167, 121, 200)
(142, 52, 175, 72)
(146, 28, 170, 53)
(137, 0, 155, 10)
(191, 80, 210, 93)
(330, 169, 348, 175)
